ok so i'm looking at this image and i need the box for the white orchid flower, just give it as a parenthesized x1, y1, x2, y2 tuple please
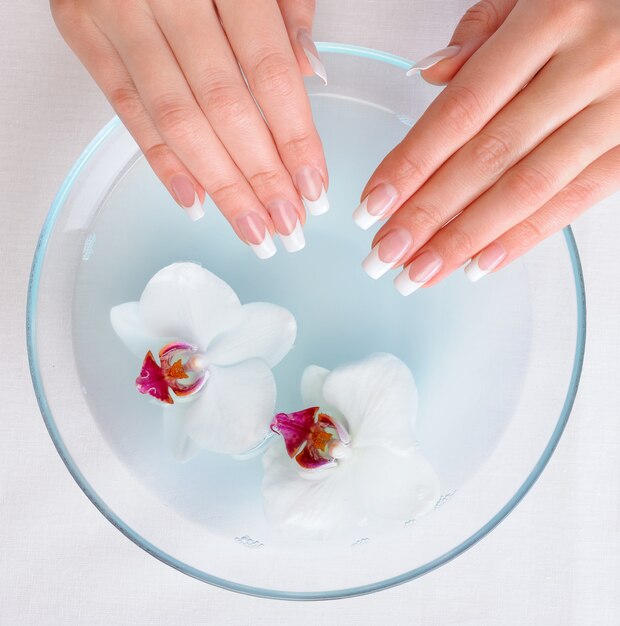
(263, 353, 440, 539)
(110, 262, 296, 460)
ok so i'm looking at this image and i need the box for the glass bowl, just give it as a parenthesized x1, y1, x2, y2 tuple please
(27, 44, 586, 599)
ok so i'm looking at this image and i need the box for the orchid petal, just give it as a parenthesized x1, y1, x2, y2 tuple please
(322, 353, 417, 451)
(162, 409, 201, 462)
(300, 365, 347, 426)
(138, 263, 242, 350)
(262, 445, 365, 539)
(300, 365, 329, 407)
(353, 447, 441, 521)
(184, 360, 275, 454)
(206, 302, 296, 367)
(110, 301, 165, 359)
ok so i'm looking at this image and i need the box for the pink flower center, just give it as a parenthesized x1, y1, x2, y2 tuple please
(271, 407, 351, 470)
(136, 342, 208, 404)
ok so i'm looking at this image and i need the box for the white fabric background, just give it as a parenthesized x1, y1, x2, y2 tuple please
(1, 0, 619, 623)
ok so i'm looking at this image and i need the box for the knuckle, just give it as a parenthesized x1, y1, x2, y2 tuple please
(109, 86, 144, 121)
(151, 96, 198, 140)
(556, 178, 599, 210)
(251, 50, 296, 97)
(201, 82, 249, 126)
(207, 179, 244, 205)
(515, 217, 544, 248)
(505, 165, 555, 207)
(469, 130, 514, 178)
(247, 168, 281, 193)
(281, 130, 314, 159)
(445, 225, 476, 258)
(460, 0, 500, 32)
(143, 143, 170, 167)
(391, 150, 430, 187)
(438, 84, 486, 136)
(408, 202, 444, 234)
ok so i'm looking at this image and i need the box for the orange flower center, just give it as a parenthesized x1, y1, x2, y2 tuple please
(167, 359, 189, 380)
(311, 428, 333, 452)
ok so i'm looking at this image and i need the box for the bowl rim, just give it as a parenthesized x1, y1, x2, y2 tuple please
(27, 42, 587, 601)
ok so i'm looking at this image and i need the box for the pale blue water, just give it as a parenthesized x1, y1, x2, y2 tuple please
(72, 94, 532, 534)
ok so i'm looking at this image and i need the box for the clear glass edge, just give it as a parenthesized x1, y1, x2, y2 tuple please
(26, 43, 587, 601)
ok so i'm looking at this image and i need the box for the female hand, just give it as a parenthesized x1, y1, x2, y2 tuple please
(356, 0, 620, 293)
(51, 0, 329, 259)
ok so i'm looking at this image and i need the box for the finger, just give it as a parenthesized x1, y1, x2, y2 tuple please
(372, 50, 604, 258)
(356, 0, 562, 229)
(152, 0, 306, 251)
(97, 3, 278, 258)
(216, 0, 329, 216)
(393, 101, 620, 294)
(466, 146, 620, 280)
(416, 0, 517, 86)
(52, 9, 206, 220)
(277, 0, 325, 81)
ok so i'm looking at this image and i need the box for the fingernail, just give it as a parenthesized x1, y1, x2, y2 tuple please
(295, 166, 329, 216)
(171, 174, 204, 221)
(464, 242, 506, 282)
(298, 29, 327, 85)
(394, 250, 442, 296)
(362, 228, 414, 279)
(353, 183, 399, 230)
(406, 45, 461, 76)
(269, 199, 305, 253)
(236, 212, 277, 260)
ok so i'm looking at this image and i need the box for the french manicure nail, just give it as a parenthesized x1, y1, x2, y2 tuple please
(353, 183, 399, 230)
(171, 174, 204, 221)
(406, 45, 461, 76)
(295, 166, 329, 216)
(464, 242, 506, 282)
(362, 228, 414, 279)
(394, 250, 442, 296)
(236, 212, 277, 260)
(298, 29, 327, 85)
(269, 199, 305, 253)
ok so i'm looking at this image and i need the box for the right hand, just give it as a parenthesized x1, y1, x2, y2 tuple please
(51, 0, 329, 259)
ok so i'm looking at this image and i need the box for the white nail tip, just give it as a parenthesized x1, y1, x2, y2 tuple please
(279, 221, 305, 253)
(303, 49, 328, 85)
(362, 247, 394, 280)
(250, 231, 277, 260)
(303, 187, 329, 216)
(464, 258, 489, 282)
(394, 268, 425, 296)
(406, 45, 461, 76)
(185, 194, 205, 221)
(352, 198, 379, 230)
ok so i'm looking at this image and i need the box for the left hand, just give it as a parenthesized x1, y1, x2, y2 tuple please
(356, 0, 620, 294)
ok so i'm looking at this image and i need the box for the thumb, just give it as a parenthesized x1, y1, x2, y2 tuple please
(277, 0, 326, 84)
(412, 0, 518, 86)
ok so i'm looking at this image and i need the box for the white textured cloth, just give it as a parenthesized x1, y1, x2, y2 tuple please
(1, 0, 619, 624)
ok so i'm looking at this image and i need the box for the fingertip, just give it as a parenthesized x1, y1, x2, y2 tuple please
(419, 62, 460, 86)
(409, 39, 484, 85)
(297, 29, 327, 85)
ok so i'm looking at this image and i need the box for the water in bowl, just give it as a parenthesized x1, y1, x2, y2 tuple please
(72, 93, 532, 543)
